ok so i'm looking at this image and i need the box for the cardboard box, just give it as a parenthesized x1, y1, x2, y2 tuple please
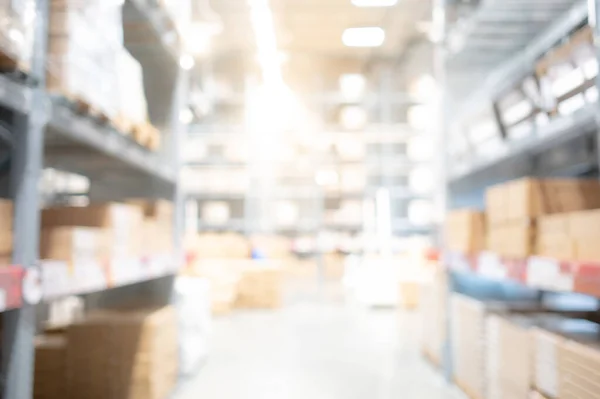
(34, 334, 67, 399)
(531, 318, 600, 399)
(445, 209, 486, 253)
(487, 178, 600, 223)
(67, 306, 177, 399)
(235, 264, 283, 309)
(569, 209, 600, 238)
(486, 184, 508, 225)
(40, 227, 108, 262)
(127, 199, 173, 224)
(487, 220, 535, 258)
(42, 203, 143, 258)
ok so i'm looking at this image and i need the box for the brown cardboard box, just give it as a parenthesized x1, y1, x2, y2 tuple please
(531, 318, 600, 399)
(486, 184, 508, 225)
(235, 265, 282, 309)
(141, 220, 173, 256)
(487, 178, 600, 223)
(40, 227, 108, 262)
(487, 220, 535, 258)
(67, 306, 177, 399)
(34, 334, 67, 399)
(0, 199, 12, 231)
(42, 203, 143, 258)
(569, 209, 600, 238)
(127, 199, 173, 224)
(445, 209, 486, 253)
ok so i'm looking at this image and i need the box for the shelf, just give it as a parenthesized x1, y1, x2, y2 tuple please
(45, 101, 176, 189)
(446, 251, 600, 297)
(450, 104, 598, 184)
(41, 254, 179, 300)
(0, 75, 33, 114)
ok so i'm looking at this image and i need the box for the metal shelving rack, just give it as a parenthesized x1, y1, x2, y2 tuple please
(0, 0, 189, 397)
(438, 0, 600, 384)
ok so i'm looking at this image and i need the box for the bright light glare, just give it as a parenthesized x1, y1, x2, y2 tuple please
(340, 74, 366, 100)
(351, 0, 398, 7)
(407, 104, 435, 130)
(315, 170, 339, 186)
(410, 74, 438, 100)
(340, 106, 368, 130)
(249, 0, 282, 86)
(342, 27, 385, 47)
(179, 54, 195, 70)
(179, 108, 194, 124)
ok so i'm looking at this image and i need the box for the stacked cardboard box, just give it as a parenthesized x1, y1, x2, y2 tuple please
(445, 209, 485, 253)
(127, 199, 173, 256)
(420, 268, 447, 367)
(451, 294, 488, 399)
(536, 209, 600, 262)
(486, 178, 600, 258)
(250, 235, 292, 259)
(39, 226, 108, 264)
(486, 314, 547, 399)
(189, 259, 242, 315)
(531, 318, 600, 398)
(34, 334, 67, 399)
(0, 1, 35, 72)
(42, 203, 144, 259)
(323, 252, 346, 279)
(235, 265, 283, 309)
(67, 306, 177, 399)
(0, 199, 12, 263)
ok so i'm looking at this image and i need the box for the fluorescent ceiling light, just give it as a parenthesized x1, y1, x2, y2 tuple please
(351, 0, 398, 7)
(179, 54, 195, 70)
(342, 27, 385, 47)
(339, 73, 366, 100)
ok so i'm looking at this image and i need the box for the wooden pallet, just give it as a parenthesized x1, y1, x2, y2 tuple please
(132, 122, 161, 152)
(0, 48, 32, 84)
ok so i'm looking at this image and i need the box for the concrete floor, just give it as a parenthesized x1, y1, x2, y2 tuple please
(175, 284, 464, 399)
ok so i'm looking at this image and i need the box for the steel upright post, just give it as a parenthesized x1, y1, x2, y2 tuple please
(172, 67, 190, 259)
(2, 0, 49, 398)
(589, 0, 600, 169)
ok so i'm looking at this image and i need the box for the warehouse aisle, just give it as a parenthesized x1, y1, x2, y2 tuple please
(175, 285, 464, 399)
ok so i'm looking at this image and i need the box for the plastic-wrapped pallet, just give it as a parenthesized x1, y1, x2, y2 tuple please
(116, 49, 149, 131)
(531, 318, 600, 399)
(0, 0, 35, 71)
(47, 0, 123, 119)
(174, 276, 211, 376)
(67, 306, 178, 399)
(34, 334, 67, 399)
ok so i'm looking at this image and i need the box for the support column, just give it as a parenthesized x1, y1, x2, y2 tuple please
(2, 1, 49, 398)
(171, 67, 190, 259)
(589, 0, 600, 168)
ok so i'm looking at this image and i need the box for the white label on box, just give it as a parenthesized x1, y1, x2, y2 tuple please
(41, 261, 71, 299)
(527, 257, 574, 292)
(478, 252, 506, 280)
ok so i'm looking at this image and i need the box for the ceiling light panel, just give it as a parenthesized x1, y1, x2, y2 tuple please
(342, 27, 385, 48)
(351, 0, 398, 7)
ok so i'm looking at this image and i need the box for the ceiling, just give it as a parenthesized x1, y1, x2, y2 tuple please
(209, 0, 432, 66)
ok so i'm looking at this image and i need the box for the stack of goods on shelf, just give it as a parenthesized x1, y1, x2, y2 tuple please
(445, 209, 485, 254)
(537, 208, 600, 266)
(67, 306, 177, 399)
(41, 203, 144, 289)
(531, 318, 600, 399)
(34, 334, 68, 399)
(0, 199, 12, 264)
(235, 264, 283, 309)
(47, 0, 159, 151)
(184, 233, 250, 315)
(127, 199, 173, 257)
(34, 306, 178, 399)
(486, 178, 600, 258)
(323, 251, 346, 280)
(419, 266, 447, 367)
(0, 1, 35, 73)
